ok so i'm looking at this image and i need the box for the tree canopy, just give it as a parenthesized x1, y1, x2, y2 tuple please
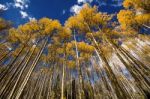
(0, 2, 150, 99)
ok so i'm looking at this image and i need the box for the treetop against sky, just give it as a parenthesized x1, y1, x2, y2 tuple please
(0, 0, 124, 26)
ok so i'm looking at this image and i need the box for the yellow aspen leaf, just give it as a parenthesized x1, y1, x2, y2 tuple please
(117, 10, 136, 29)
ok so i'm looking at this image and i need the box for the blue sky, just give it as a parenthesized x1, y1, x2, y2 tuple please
(0, 0, 123, 26)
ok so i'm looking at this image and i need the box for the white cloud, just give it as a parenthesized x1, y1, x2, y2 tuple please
(15, 0, 29, 5)
(29, 17, 36, 21)
(25, 4, 28, 8)
(70, 0, 94, 14)
(20, 11, 36, 20)
(0, 4, 8, 11)
(14, 3, 24, 9)
(70, 5, 83, 14)
(1, 0, 30, 10)
(62, 10, 66, 15)
(14, 0, 35, 20)
(0, 0, 35, 22)
(14, 0, 29, 10)
(15, 0, 26, 4)
(20, 11, 28, 18)
(77, 0, 93, 4)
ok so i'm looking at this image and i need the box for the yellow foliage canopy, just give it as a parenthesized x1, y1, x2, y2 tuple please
(135, 14, 150, 25)
(78, 42, 95, 53)
(77, 4, 111, 28)
(65, 4, 111, 35)
(9, 20, 41, 44)
(0, 18, 11, 31)
(39, 18, 61, 35)
(58, 27, 72, 40)
(117, 10, 136, 29)
(9, 28, 20, 43)
(65, 16, 87, 33)
(123, 0, 150, 11)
